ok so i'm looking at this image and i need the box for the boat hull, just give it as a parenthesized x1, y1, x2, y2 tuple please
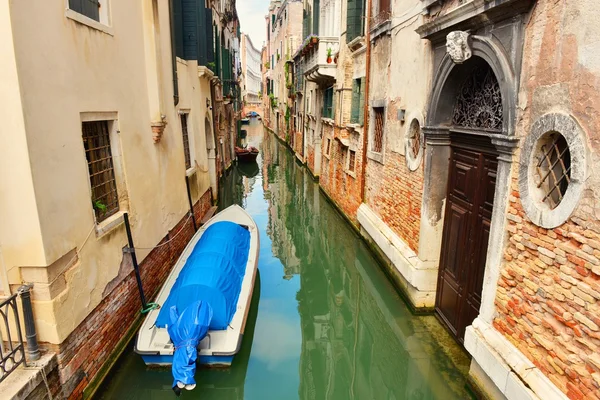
(135, 205, 260, 369)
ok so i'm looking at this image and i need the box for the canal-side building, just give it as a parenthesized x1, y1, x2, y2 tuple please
(264, 0, 600, 399)
(264, 0, 303, 140)
(241, 33, 262, 108)
(0, 0, 239, 397)
(315, 0, 368, 223)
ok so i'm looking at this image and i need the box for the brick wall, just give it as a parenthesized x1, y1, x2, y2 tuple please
(365, 149, 423, 252)
(307, 144, 315, 175)
(319, 125, 364, 225)
(493, 2, 600, 399)
(45, 189, 212, 399)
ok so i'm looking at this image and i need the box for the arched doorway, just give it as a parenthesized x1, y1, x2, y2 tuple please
(205, 117, 217, 198)
(436, 60, 502, 342)
(422, 36, 520, 344)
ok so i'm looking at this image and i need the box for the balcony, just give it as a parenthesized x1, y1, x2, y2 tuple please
(303, 37, 339, 86)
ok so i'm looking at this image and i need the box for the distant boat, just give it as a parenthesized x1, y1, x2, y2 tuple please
(135, 205, 259, 391)
(235, 146, 259, 163)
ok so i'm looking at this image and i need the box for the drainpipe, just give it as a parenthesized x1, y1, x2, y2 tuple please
(360, 0, 373, 202)
(169, 0, 179, 105)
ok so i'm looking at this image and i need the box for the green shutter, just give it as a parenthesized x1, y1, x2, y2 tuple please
(313, 0, 320, 34)
(350, 80, 359, 123)
(358, 77, 365, 126)
(346, 0, 365, 42)
(206, 10, 214, 63)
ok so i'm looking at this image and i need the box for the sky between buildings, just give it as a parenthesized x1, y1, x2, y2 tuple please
(238, 0, 270, 49)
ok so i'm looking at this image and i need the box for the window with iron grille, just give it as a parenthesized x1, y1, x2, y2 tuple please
(180, 113, 192, 170)
(348, 150, 356, 172)
(82, 121, 119, 222)
(372, 107, 384, 153)
(69, 0, 103, 23)
(534, 132, 571, 209)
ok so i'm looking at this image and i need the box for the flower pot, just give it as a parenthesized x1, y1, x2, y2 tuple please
(327, 56, 332, 64)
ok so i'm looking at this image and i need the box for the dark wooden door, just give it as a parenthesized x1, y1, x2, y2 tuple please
(436, 134, 498, 343)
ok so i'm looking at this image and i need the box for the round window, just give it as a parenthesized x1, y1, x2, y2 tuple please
(519, 114, 586, 228)
(532, 131, 571, 210)
(405, 118, 424, 171)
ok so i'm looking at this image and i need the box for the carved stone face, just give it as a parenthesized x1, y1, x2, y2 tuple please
(446, 31, 472, 64)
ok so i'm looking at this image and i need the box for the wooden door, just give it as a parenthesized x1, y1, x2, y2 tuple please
(436, 134, 498, 343)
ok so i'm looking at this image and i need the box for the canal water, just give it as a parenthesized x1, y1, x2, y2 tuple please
(97, 120, 473, 399)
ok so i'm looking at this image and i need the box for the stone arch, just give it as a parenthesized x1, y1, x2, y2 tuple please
(426, 35, 517, 135)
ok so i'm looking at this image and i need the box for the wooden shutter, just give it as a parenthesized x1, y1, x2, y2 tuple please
(182, 0, 198, 60)
(70, 0, 100, 22)
(358, 78, 365, 125)
(313, 0, 320, 34)
(205, 9, 215, 63)
(346, 0, 358, 42)
(196, 4, 207, 65)
(172, 0, 185, 59)
(350, 79, 360, 123)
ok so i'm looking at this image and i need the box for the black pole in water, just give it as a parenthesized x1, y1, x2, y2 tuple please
(185, 176, 198, 232)
(123, 212, 147, 310)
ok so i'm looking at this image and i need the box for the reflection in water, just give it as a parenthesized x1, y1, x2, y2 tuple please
(96, 120, 472, 400)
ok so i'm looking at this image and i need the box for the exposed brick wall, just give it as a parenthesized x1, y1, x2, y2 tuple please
(307, 144, 315, 175)
(493, 1, 600, 399)
(365, 149, 423, 253)
(44, 189, 212, 399)
(319, 125, 364, 225)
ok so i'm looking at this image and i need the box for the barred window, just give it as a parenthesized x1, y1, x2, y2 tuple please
(82, 121, 119, 222)
(180, 113, 192, 170)
(372, 107, 384, 153)
(348, 150, 356, 172)
(534, 132, 571, 209)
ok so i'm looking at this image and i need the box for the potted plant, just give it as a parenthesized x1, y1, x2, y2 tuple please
(311, 35, 318, 44)
(326, 48, 333, 64)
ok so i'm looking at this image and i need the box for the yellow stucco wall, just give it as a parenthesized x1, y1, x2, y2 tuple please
(1, 1, 213, 344)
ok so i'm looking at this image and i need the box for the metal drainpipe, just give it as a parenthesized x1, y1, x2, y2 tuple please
(169, 0, 179, 106)
(360, 0, 373, 202)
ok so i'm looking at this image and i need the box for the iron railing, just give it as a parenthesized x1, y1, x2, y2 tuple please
(0, 293, 26, 383)
(0, 285, 39, 383)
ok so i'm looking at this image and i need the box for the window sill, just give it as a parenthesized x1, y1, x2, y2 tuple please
(346, 170, 357, 179)
(322, 118, 335, 126)
(367, 150, 384, 164)
(95, 211, 126, 238)
(346, 123, 363, 133)
(347, 36, 366, 53)
(186, 166, 197, 178)
(65, 9, 114, 36)
(370, 20, 392, 42)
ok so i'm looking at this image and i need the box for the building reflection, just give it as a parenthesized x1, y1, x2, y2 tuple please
(260, 130, 471, 400)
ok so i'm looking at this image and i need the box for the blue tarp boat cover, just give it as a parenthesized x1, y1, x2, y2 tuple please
(167, 300, 212, 388)
(157, 221, 251, 389)
(156, 221, 251, 330)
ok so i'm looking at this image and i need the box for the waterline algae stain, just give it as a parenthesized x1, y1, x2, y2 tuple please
(96, 120, 472, 399)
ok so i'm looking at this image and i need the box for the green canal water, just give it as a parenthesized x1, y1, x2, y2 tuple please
(96, 121, 473, 399)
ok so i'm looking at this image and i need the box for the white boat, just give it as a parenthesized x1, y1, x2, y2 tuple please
(135, 205, 259, 368)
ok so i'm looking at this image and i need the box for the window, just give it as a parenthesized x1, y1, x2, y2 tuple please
(82, 120, 119, 222)
(347, 0, 366, 42)
(325, 138, 331, 156)
(350, 78, 365, 124)
(405, 118, 423, 171)
(372, 107, 384, 153)
(534, 132, 571, 209)
(372, 0, 391, 26)
(68, 0, 110, 27)
(348, 150, 356, 172)
(519, 113, 586, 229)
(180, 113, 192, 170)
(323, 86, 334, 119)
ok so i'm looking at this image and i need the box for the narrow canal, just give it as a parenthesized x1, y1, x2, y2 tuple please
(97, 120, 473, 399)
